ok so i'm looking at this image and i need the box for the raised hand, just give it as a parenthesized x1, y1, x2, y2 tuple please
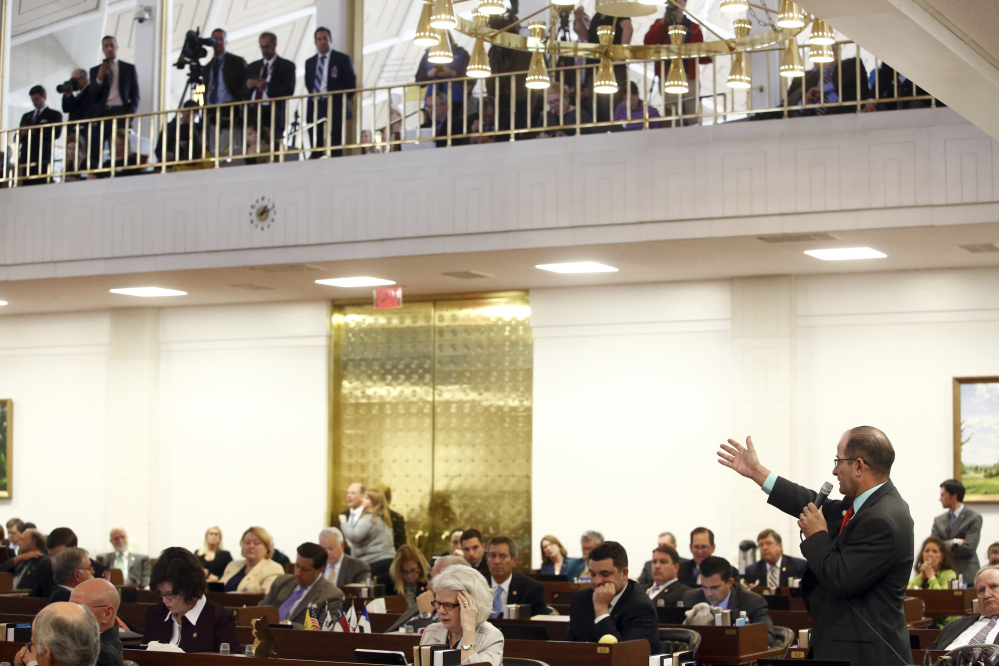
(717, 436, 771, 486)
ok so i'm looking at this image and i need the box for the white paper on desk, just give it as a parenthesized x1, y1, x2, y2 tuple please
(146, 642, 186, 653)
(365, 598, 386, 614)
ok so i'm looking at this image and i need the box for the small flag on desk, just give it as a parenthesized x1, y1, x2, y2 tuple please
(328, 607, 350, 633)
(357, 606, 371, 634)
(308, 604, 321, 631)
(345, 604, 358, 632)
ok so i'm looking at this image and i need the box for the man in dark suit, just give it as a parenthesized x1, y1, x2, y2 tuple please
(50, 548, 93, 602)
(933, 478, 983, 584)
(420, 93, 469, 148)
(244, 31, 296, 158)
(304, 26, 355, 158)
(204, 28, 247, 157)
(677, 527, 736, 587)
(645, 544, 690, 608)
(259, 542, 344, 628)
(460, 529, 490, 579)
(18, 85, 63, 183)
(929, 565, 999, 650)
(0, 528, 48, 591)
(788, 45, 873, 116)
(683, 556, 776, 646)
(70, 578, 124, 666)
(485, 536, 548, 618)
(318, 527, 370, 587)
(33, 527, 108, 598)
(88, 36, 139, 167)
(565, 541, 661, 654)
(638, 532, 682, 587)
(719, 426, 914, 665)
(743, 528, 808, 588)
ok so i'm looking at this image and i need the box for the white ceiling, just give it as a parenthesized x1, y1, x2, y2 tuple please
(1, 222, 998, 315)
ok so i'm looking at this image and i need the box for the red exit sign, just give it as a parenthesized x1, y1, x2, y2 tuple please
(374, 287, 402, 309)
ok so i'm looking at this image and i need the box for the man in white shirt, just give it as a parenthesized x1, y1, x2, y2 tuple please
(930, 565, 999, 649)
(96, 528, 151, 589)
(258, 542, 344, 628)
(644, 544, 690, 607)
(318, 527, 369, 587)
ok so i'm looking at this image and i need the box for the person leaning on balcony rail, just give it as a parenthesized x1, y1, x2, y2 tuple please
(788, 44, 874, 115)
(88, 35, 140, 168)
(535, 83, 592, 139)
(305, 26, 356, 159)
(420, 92, 469, 147)
(415, 31, 469, 119)
(155, 100, 205, 165)
(99, 130, 145, 178)
(468, 97, 509, 144)
(204, 28, 247, 157)
(18, 85, 63, 184)
(244, 32, 296, 160)
(613, 81, 662, 131)
(63, 134, 96, 181)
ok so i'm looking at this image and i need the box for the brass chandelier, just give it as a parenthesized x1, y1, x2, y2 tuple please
(414, 0, 837, 93)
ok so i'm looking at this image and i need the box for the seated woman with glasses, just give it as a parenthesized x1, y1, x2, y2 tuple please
(220, 526, 284, 593)
(144, 547, 239, 653)
(387, 545, 431, 603)
(419, 564, 504, 666)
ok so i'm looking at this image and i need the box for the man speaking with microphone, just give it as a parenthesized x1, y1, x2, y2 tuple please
(718, 427, 913, 665)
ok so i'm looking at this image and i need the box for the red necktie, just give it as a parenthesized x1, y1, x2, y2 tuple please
(253, 62, 269, 101)
(839, 505, 855, 535)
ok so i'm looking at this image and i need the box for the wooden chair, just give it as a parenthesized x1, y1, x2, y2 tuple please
(232, 605, 278, 626)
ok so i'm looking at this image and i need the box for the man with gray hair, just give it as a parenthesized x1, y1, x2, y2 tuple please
(580, 530, 604, 576)
(70, 579, 122, 666)
(318, 527, 370, 587)
(1, 528, 47, 590)
(50, 549, 93, 602)
(930, 564, 999, 649)
(17, 602, 100, 666)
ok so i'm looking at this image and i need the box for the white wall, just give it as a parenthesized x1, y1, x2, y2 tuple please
(531, 266, 999, 572)
(0, 301, 330, 559)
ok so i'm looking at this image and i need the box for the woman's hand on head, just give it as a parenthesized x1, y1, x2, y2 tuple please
(457, 590, 477, 636)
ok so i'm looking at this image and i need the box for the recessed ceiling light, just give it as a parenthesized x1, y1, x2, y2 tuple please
(804, 247, 887, 261)
(315, 277, 396, 288)
(109, 287, 187, 297)
(535, 262, 619, 274)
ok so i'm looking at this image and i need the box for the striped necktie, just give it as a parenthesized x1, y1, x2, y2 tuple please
(767, 565, 779, 588)
(314, 55, 326, 93)
(969, 616, 999, 645)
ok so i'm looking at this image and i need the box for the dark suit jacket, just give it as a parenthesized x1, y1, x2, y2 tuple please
(565, 580, 661, 654)
(473, 558, 490, 580)
(244, 57, 296, 133)
(206, 52, 248, 104)
(488, 573, 548, 617)
(19, 107, 63, 165)
(31, 557, 55, 598)
(0, 553, 48, 592)
(259, 574, 344, 628)
(304, 49, 356, 120)
(683, 585, 776, 646)
(928, 614, 996, 650)
(677, 559, 738, 588)
(932, 507, 982, 583)
(421, 115, 470, 148)
(62, 87, 102, 122)
(743, 555, 808, 588)
(89, 61, 140, 114)
(98, 626, 123, 666)
(143, 598, 239, 653)
(769, 477, 914, 665)
(332, 554, 371, 587)
(49, 585, 72, 602)
(647, 580, 690, 608)
(637, 557, 690, 587)
(787, 58, 871, 114)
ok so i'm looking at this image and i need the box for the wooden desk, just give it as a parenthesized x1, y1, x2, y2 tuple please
(907, 589, 975, 616)
(0, 597, 47, 615)
(671, 623, 784, 665)
(543, 582, 587, 605)
(232, 626, 647, 666)
(768, 610, 811, 632)
(910, 627, 942, 649)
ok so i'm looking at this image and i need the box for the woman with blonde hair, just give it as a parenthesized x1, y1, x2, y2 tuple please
(196, 526, 233, 582)
(538, 534, 585, 578)
(340, 489, 396, 581)
(388, 544, 430, 603)
(220, 526, 284, 593)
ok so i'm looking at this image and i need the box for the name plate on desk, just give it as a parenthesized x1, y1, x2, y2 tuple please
(682, 623, 770, 662)
(907, 588, 975, 616)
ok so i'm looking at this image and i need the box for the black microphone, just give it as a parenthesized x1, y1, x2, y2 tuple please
(814, 481, 833, 507)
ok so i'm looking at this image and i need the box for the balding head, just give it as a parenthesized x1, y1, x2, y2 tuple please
(69, 579, 119, 631)
(33, 602, 100, 666)
(429, 555, 470, 579)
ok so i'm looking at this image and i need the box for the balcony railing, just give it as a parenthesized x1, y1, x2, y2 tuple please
(1, 41, 936, 187)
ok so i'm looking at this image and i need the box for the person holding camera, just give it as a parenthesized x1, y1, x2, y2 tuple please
(88, 35, 140, 169)
(59, 69, 101, 171)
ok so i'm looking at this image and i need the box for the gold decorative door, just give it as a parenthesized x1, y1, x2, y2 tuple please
(330, 294, 533, 563)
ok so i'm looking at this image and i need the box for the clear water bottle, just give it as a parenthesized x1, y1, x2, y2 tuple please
(220, 643, 230, 655)
(244, 645, 254, 657)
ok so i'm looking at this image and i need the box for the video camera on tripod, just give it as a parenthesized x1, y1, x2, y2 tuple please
(175, 28, 215, 84)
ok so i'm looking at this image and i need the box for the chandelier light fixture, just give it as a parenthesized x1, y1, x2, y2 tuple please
(808, 43, 833, 63)
(525, 22, 551, 89)
(476, 0, 506, 14)
(430, 0, 458, 30)
(467, 13, 492, 77)
(777, 0, 806, 29)
(662, 23, 689, 95)
(779, 38, 805, 77)
(726, 19, 752, 89)
(593, 25, 618, 94)
(595, 0, 657, 18)
(414, 0, 440, 47)
(427, 29, 454, 64)
(809, 18, 834, 45)
(720, 0, 749, 12)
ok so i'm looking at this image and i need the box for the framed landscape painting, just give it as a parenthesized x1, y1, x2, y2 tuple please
(955, 377, 999, 502)
(0, 399, 10, 498)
